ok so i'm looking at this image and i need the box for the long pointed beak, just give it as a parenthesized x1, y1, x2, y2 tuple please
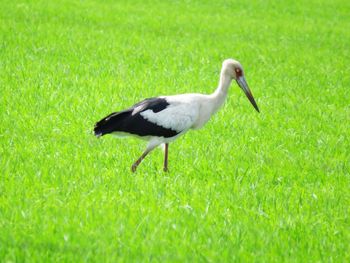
(236, 76, 260, 113)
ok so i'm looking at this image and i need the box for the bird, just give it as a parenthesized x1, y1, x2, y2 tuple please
(94, 58, 260, 172)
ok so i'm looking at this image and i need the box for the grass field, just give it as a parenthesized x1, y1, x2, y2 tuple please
(1, 0, 350, 261)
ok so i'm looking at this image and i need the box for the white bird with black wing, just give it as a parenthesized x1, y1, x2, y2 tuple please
(94, 59, 260, 172)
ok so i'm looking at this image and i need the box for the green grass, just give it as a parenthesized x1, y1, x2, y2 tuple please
(1, 0, 350, 261)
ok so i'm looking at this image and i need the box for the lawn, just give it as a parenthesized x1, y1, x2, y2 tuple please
(1, 0, 349, 261)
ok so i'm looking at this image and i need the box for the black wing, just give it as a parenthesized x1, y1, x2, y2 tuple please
(94, 97, 179, 138)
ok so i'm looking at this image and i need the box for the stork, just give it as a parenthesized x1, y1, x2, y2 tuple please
(94, 59, 260, 172)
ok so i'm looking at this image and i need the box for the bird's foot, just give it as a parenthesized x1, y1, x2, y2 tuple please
(131, 164, 138, 173)
(163, 167, 169, 172)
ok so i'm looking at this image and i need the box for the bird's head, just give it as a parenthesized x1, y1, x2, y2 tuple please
(222, 58, 260, 112)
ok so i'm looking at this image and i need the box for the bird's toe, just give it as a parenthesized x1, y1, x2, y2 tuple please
(131, 164, 137, 173)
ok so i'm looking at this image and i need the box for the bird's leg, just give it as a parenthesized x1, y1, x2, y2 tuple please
(163, 143, 169, 172)
(131, 143, 158, 173)
(131, 149, 150, 173)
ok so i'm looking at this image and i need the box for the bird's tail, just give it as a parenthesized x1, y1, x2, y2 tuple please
(94, 112, 118, 137)
(93, 111, 129, 138)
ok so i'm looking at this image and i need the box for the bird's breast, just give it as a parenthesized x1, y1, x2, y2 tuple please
(191, 107, 213, 129)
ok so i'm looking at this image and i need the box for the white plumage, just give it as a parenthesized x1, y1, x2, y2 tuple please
(94, 58, 260, 172)
(141, 98, 198, 132)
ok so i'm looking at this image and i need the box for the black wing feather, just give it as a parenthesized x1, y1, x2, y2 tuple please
(94, 97, 179, 138)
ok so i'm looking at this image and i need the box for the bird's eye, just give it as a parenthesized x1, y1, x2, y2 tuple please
(235, 68, 240, 73)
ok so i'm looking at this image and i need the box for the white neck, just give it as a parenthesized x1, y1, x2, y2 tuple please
(190, 70, 233, 130)
(209, 71, 233, 113)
